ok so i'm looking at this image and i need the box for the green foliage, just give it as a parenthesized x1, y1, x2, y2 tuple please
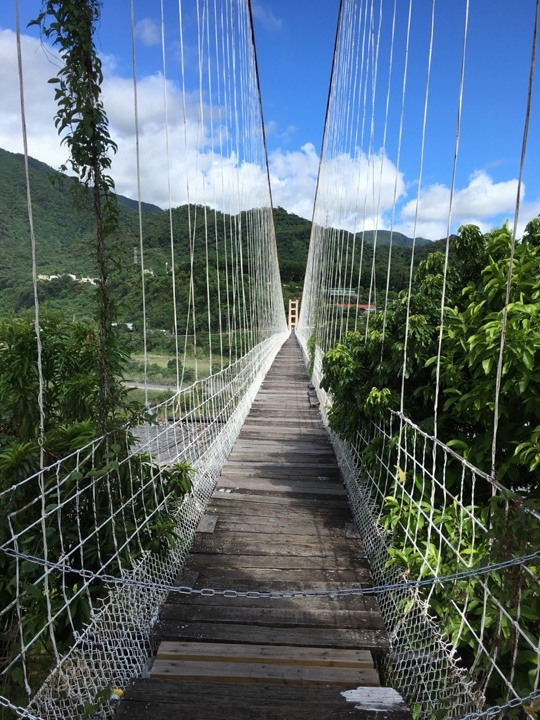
(0, 147, 446, 334)
(382, 478, 540, 705)
(0, 308, 195, 706)
(322, 221, 540, 704)
(0, 436, 193, 704)
(31, 2, 117, 185)
(322, 221, 540, 494)
(0, 313, 129, 448)
(307, 331, 317, 377)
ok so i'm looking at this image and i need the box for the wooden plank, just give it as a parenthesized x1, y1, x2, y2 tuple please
(153, 621, 390, 650)
(187, 553, 370, 573)
(226, 455, 337, 465)
(220, 471, 342, 483)
(232, 437, 334, 449)
(223, 460, 339, 471)
(211, 491, 350, 508)
(207, 498, 348, 514)
(188, 574, 372, 592)
(214, 519, 351, 537)
(191, 533, 365, 567)
(207, 504, 351, 522)
(208, 497, 352, 518)
(155, 641, 375, 668)
(191, 533, 363, 558)
(217, 478, 346, 496)
(229, 447, 335, 459)
(158, 604, 386, 631)
(239, 427, 329, 438)
(149, 658, 380, 687)
(164, 594, 382, 615)
(115, 679, 413, 720)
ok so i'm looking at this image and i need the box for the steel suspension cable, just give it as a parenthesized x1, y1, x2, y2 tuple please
(491, 0, 540, 479)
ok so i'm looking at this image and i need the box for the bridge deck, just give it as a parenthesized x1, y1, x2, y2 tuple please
(116, 335, 411, 719)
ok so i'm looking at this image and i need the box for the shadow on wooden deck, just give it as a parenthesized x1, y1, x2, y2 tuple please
(115, 334, 411, 719)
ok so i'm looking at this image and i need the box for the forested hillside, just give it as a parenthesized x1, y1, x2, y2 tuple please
(0, 147, 441, 324)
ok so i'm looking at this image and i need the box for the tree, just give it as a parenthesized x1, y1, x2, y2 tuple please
(321, 221, 540, 494)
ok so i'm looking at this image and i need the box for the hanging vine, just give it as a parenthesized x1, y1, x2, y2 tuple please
(31, 0, 120, 431)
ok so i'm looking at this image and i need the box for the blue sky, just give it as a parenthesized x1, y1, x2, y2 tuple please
(1, 0, 539, 238)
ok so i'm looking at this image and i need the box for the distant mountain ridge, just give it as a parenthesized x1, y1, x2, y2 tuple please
(358, 228, 431, 247)
(0, 147, 439, 316)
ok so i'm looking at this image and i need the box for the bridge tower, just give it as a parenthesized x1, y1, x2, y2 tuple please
(288, 298, 299, 331)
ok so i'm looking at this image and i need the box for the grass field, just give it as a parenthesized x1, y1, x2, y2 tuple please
(125, 353, 222, 385)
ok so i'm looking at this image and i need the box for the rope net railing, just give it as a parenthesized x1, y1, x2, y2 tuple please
(0, 338, 284, 720)
(325, 409, 540, 719)
(3, 0, 287, 717)
(297, 0, 540, 718)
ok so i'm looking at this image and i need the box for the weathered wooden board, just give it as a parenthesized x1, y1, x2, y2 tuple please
(231, 439, 335, 452)
(213, 519, 351, 537)
(192, 531, 363, 556)
(211, 491, 350, 509)
(150, 658, 380, 686)
(115, 679, 412, 720)
(239, 427, 329, 439)
(216, 477, 347, 496)
(195, 515, 217, 534)
(189, 572, 372, 591)
(186, 552, 368, 579)
(221, 468, 342, 480)
(153, 620, 390, 650)
(163, 594, 383, 616)
(207, 503, 352, 520)
(158, 604, 386, 632)
(155, 641, 375, 668)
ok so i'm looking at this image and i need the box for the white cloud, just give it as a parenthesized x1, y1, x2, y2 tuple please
(251, 2, 283, 32)
(135, 18, 160, 47)
(265, 119, 296, 145)
(269, 143, 319, 218)
(0, 29, 271, 214)
(312, 149, 406, 232)
(397, 171, 523, 239)
(2, 30, 533, 241)
(0, 30, 62, 167)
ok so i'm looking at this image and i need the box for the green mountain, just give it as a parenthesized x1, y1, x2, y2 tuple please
(0, 147, 440, 321)
(0, 148, 309, 278)
(359, 228, 431, 247)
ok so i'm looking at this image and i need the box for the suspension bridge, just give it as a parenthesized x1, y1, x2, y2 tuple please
(1, 1, 539, 719)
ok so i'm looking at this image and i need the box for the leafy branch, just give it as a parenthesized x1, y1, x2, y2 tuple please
(31, 0, 120, 431)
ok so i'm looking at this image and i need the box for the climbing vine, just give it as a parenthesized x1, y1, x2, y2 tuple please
(31, 0, 120, 430)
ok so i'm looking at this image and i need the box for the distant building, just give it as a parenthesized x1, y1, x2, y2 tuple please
(335, 303, 377, 313)
(328, 288, 357, 298)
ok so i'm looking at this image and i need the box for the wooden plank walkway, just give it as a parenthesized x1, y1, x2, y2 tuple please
(116, 335, 411, 719)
